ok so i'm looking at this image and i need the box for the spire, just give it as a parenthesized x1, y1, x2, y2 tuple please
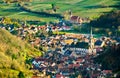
(90, 26, 93, 38)
(89, 26, 95, 55)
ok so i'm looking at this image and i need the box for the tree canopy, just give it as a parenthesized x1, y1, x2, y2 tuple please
(90, 11, 120, 29)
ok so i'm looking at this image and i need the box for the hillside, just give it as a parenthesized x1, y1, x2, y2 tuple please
(0, 28, 42, 78)
(94, 44, 120, 73)
(26, 0, 119, 19)
(89, 10, 120, 36)
(90, 10, 120, 28)
(0, 0, 120, 21)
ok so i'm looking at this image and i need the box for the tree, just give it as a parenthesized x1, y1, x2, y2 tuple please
(3, 0, 12, 4)
(2, 17, 12, 25)
(13, 22, 20, 28)
(40, 33, 46, 39)
(78, 75, 82, 78)
(48, 30, 53, 36)
(51, 3, 56, 12)
(12, 54, 17, 60)
(18, 71, 25, 78)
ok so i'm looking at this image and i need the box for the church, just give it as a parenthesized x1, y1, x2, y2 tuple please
(88, 27, 96, 55)
(66, 27, 96, 56)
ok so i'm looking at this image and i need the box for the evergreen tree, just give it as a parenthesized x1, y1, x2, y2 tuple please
(18, 71, 25, 78)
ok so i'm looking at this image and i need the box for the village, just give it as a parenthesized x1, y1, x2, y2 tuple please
(0, 15, 120, 78)
(30, 28, 117, 78)
(1, 0, 120, 77)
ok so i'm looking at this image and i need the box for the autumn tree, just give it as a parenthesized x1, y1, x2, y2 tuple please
(3, 0, 12, 4)
(2, 17, 12, 25)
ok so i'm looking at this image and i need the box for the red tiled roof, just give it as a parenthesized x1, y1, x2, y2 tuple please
(76, 58, 83, 62)
(32, 76, 41, 78)
(56, 74, 65, 78)
(92, 73, 100, 78)
(73, 64, 80, 67)
(102, 70, 112, 74)
(68, 64, 80, 68)
(37, 26, 46, 30)
(70, 16, 79, 20)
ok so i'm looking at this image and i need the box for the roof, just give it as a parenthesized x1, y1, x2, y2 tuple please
(34, 57, 48, 62)
(37, 26, 46, 30)
(56, 74, 65, 78)
(76, 58, 83, 62)
(70, 16, 79, 20)
(68, 64, 80, 68)
(64, 50, 72, 56)
(70, 41, 89, 48)
(64, 39, 74, 45)
(95, 40, 103, 46)
(102, 70, 112, 74)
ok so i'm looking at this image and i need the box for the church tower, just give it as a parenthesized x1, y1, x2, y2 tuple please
(89, 27, 96, 55)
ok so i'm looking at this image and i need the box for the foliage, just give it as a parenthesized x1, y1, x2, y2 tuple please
(71, 42, 89, 48)
(13, 22, 20, 28)
(51, 3, 56, 12)
(94, 44, 120, 72)
(1, 17, 21, 29)
(18, 71, 25, 78)
(0, 28, 42, 77)
(90, 10, 120, 35)
(90, 11, 120, 29)
(48, 30, 53, 36)
(53, 31, 66, 35)
(2, 17, 12, 25)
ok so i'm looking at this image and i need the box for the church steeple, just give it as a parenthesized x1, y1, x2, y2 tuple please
(90, 26, 93, 38)
(90, 27, 93, 49)
(89, 26, 96, 55)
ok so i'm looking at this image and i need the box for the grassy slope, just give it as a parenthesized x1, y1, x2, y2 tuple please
(0, 28, 42, 77)
(27, 0, 118, 19)
(0, 0, 119, 21)
(0, 2, 58, 22)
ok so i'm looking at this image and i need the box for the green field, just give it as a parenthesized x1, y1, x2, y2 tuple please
(0, 0, 119, 21)
(25, 0, 119, 18)
(0, 2, 58, 22)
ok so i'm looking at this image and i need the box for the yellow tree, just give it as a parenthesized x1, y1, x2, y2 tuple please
(3, 0, 12, 4)
(78, 75, 82, 78)
(2, 17, 12, 25)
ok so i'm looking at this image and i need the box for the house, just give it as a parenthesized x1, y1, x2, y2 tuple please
(56, 74, 65, 78)
(61, 26, 71, 30)
(102, 70, 112, 75)
(64, 39, 74, 45)
(37, 26, 46, 30)
(76, 58, 84, 64)
(65, 33, 82, 39)
(68, 64, 80, 68)
(64, 50, 72, 56)
(70, 16, 83, 24)
(94, 39, 105, 48)
(32, 38, 41, 47)
(57, 19, 72, 27)
(32, 76, 42, 78)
